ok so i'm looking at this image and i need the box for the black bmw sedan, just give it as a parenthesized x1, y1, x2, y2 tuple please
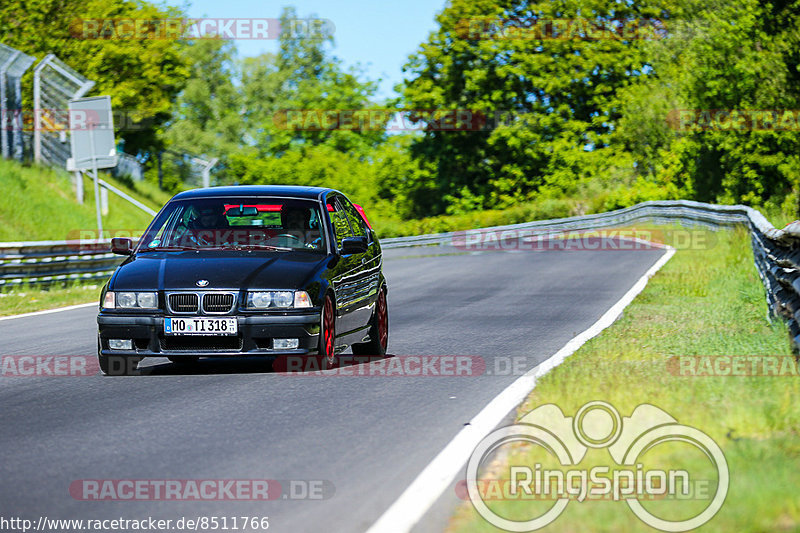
(97, 186, 388, 375)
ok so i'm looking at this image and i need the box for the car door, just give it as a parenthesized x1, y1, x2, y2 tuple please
(326, 195, 362, 334)
(338, 195, 380, 331)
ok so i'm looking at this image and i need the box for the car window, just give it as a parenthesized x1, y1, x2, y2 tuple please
(341, 198, 367, 238)
(328, 197, 353, 248)
(138, 197, 327, 252)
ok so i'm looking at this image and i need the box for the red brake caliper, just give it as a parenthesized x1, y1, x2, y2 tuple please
(324, 298, 334, 361)
(378, 291, 387, 349)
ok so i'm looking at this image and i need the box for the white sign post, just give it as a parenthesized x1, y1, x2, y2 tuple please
(68, 96, 117, 238)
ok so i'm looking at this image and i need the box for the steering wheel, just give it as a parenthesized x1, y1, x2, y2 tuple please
(268, 233, 304, 246)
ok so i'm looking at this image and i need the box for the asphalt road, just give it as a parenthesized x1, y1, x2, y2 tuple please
(0, 242, 666, 532)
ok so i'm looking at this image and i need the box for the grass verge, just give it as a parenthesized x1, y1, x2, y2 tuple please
(0, 283, 100, 317)
(0, 158, 170, 242)
(448, 227, 799, 532)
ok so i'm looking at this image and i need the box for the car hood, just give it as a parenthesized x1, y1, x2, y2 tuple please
(110, 250, 328, 291)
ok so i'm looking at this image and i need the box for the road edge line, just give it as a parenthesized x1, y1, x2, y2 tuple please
(0, 302, 97, 322)
(366, 245, 677, 533)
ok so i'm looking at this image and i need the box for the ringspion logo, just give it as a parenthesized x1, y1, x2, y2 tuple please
(466, 401, 728, 531)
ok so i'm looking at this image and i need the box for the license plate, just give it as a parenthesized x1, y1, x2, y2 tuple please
(164, 317, 237, 335)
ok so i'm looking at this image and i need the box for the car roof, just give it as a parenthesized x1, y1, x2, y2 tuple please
(171, 185, 336, 201)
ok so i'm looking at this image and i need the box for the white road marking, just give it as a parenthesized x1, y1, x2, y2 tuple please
(0, 302, 97, 322)
(366, 245, 676, 533)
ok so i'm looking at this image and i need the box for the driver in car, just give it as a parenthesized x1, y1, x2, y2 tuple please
(279, 205, 321, 249)
(188, 206, 229, 246)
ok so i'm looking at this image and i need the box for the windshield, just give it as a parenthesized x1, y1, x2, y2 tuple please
(138, 197, 327, 253)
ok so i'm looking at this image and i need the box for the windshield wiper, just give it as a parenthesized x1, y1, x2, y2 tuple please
(139, 245, 198, 252)
(228, 244, 293, 252)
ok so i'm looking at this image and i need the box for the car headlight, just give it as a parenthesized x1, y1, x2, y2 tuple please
(273, 291, 293, 308)
(136, 292, 158, 308)
(106, 291, 158, 309)
(118, 292, 137, 307)
(250, 291, 272, 308)
(247, 290, 312, 309)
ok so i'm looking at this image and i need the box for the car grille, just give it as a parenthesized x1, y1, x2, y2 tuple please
(160, 335, 243, 352)
(169, 293, 199, 313)
(203, 293, 235, 313)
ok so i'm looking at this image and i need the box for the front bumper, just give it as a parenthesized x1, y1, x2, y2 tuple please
(97, 312, 321, 358)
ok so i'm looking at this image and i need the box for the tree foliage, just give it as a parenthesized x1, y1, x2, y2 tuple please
(0, 0, 191, 156)
(4, 0, 800, 228)
(400, 0, 800, 215)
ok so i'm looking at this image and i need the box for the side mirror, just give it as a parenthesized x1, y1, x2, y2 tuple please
(111, 237, 133, 255)
(341, 236, 368, 255)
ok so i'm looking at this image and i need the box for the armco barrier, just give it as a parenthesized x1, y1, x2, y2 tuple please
(0, 239, 120, 287)
(382, 199, 799, 350)
(1, 200, 797, 350)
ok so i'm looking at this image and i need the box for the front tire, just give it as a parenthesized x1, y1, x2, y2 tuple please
(319, 294, 338, 369)
(352, 287, 388, 357)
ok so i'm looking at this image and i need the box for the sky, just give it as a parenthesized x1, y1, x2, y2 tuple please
(185, 0, 447, 101)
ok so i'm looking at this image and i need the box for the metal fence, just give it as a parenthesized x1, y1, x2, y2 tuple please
(33, 54, 95, 167)
(157, 150, 218, 188)
(0, 43, 36, 162)
(112, 152, 145, 181)
(1, 44, 219, 206)
(1, 199, 798, 351)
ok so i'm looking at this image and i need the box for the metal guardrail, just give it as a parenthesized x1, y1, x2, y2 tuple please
(0, 239, 121, 288)
(383, 199, 799, 349)
(1, 199, 798, 351)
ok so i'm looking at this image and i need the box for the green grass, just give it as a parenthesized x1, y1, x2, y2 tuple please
(0, 158, 171, 242)
(0, 159, 173, 314)
(0, 282, 100, 316)
(449, 227, 800, 533)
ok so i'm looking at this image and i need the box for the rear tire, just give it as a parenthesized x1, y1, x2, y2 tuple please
(352, 287, 388, 357)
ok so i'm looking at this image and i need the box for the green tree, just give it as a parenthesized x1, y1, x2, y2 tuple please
(238, 7, 383, 157)
(400, 0, 670, 214)
(226, 6, 402, 212)
(610, 0, 800, 210)
(159, 39, 242, 167)
(0, 0, 191, 156)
